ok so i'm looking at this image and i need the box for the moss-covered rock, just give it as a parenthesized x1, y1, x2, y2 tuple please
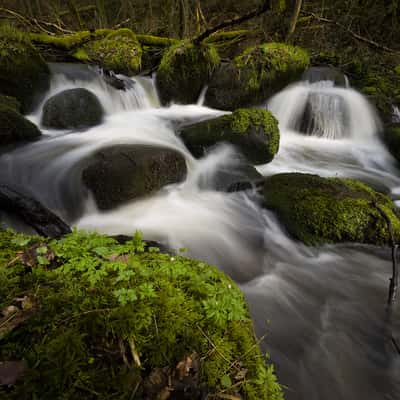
(0, 95, 21, 113)
(156, 40, 220, 105)
(41, 88, 104, 130)
(205, 42, 310, 110)
(82, 145, 187, 210)
(0, 229, 283, 400)
(383, 123, 400, 163)
(263, 173, 400, 245)
(74, 29, 142, 75)
(0, 25, 50, 113)
(0, 98, 41, 146)
(180, 108, 279, 164)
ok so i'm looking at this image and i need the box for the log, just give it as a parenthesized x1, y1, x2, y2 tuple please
(0, 185, 71, 239)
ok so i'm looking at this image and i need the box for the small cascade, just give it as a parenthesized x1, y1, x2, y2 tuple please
(33, 63, 157, 120)
(267, 81, 381, 141)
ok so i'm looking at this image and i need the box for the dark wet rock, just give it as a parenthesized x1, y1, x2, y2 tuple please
(0, 185, 71, 239)
(41, 88, 104, 129)
(302, 66, 348, 87)
(0, 99, 41, 146)
(179, 108, 279, 164)
(82, 145, 187, 210)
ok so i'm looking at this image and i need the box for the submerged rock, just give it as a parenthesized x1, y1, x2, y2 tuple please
(263, 173, 400, 245)
(82, 145, 187, 210)
(302, 65, 348, 87)
(205, 42, 310, 110)
(156, 41, 220, 105)
(0, 96, 41, 146)
(0, 229, 283, 400)
(298, 92, 350, 139)
(74, 29, 142, 75)
(41, 88, 104, 129)
(179, 108, 279, 164)
(0, 25, 50, 113)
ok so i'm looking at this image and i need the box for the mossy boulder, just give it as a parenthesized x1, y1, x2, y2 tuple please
(180, 109, 279, 164)
(0, 25, 50, 113)
(41, 88, 104, 130)
(74, 29, 142, 75)
(263, 173, 400, 246)
(0, 229, 283, 400)
(0, 96, 41, 146)
(383, 123, 400, 163)
(205, 43, 310, 110)
(156, 41, 220, 105)
(82, 145, 187, 210)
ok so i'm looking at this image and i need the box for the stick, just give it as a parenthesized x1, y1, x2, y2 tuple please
(304, 12, 396, 53)
(193, 0, 272, 45)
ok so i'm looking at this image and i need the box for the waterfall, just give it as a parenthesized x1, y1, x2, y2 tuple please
(1, 64, 400, 400)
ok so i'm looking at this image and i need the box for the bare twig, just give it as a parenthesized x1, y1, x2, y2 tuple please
(193, 0, 271, 44)
(304, 12, 396, 53)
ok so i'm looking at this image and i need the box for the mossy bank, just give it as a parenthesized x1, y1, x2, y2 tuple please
(0, 24, 50, 113)
(0, 229, 282, 400)
(263, 173, 400, 246)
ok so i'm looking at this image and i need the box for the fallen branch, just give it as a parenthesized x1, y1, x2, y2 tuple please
(304, 12, 396, 53)
(193, 0, 271, 45)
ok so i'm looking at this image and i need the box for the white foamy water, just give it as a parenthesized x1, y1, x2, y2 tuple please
(1, 65, 399, 400)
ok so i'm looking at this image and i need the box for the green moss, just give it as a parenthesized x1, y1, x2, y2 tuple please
(0, 95, 21, 113)
(263, 173, 400, 245)
(29, 30, 111, 50)
(0, 229, 282, 400)
(180, 108, 279, 164)
(156, 40, 220, 104)
(205, 42, 309, 110)
(235, 43, 310, 94)
(395, 65, 400, 76)
(204, 30, 256, 43)
(75, 29, 142, 74)
(136, 34, 178, 47)
(0, 24, 50, 113)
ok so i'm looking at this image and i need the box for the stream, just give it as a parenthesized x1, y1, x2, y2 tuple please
(1, 63, 399, 399)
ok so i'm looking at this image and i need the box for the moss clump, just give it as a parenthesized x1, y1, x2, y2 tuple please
(136, 34, 179, 47)
(0, 97, 41, 146)
(180, 108, 279, 164)
(0, 229, 282, 400)
(206, 42, 310, 110)
(0, 95, 21, 113)
(383, 123, 400, 163)
(156, 40, 220, 105)
(0, 24, 50, 113)
(263, 173, 400, 246)
(74, 29, 142, 74)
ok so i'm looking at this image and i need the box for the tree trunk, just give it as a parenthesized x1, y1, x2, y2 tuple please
(286, 0, 302, 41)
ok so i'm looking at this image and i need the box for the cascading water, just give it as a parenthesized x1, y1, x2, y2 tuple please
(1, 65, 399, 400)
